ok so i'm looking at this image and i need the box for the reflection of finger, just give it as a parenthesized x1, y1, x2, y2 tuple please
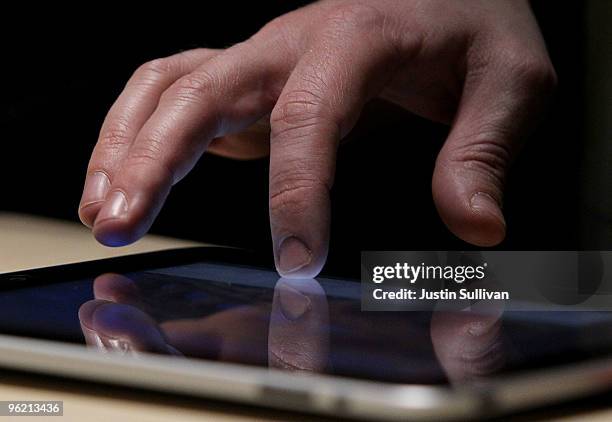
(432, 253, 506, 382)
(268, 278, 329, 372)
(160, 305, 269, 363)
(431, 306, 504, 383)
(79, 300, 111, 349)
(91, 273, 269, 361)
(78, 300, 179, 355)
(92, 273, 140, 305)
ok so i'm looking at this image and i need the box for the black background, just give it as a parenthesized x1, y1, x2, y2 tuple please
(0, 2, 587, 277)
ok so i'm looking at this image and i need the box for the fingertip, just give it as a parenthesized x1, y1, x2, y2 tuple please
(276, 263, 324, 279)
(432, 161, 507, 247)
(441, 203, 506, 248)
(92, 218, 142, 247)
(274, 236, 326, 279)
(79, 171, 112, 228)
(434, 189, 506, 248)
(93, 273, 139, 303)
(91, 189, 153, 247)
(78, 201, 103, 229)
(468, 192, 506, 246)
(440, 204, 506, 248)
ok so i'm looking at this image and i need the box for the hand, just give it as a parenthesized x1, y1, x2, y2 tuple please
(79, 0, 556, 277)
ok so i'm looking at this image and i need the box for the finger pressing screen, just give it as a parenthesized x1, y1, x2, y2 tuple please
(268, 14, 394, 277)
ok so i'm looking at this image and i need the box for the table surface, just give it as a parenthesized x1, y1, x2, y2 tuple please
(0, 212, 609, 421)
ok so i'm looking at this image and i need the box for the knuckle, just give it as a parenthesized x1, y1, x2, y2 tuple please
(257, 15, 289, 39)
(269, 169, 329, 217)
(166, 70, 219, 105)
(127, 142, 163, 166)
(500, 48, 558, 94)
(270, 90, 328, 140)
(127, 141, 176, 181)
(133, 58, 174, 83)
(251, 16, 297, 62)
(514, 57, 557, 93)
(98, 121, 131, 150)
(324, 3, 384, 34)
(446, 131, 512, 187)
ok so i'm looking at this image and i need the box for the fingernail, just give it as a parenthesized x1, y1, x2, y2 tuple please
(470, 192, 504, 224)
(81, 172, 111, 208)
(277, 236, 312, 274)
(278, 283, 311, 321)
(96, 191, 128, 222)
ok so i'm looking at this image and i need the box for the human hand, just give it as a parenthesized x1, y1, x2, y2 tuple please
(79, 0, 556, 278)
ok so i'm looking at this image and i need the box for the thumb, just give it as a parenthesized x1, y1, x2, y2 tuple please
(433, 57, 556, 246)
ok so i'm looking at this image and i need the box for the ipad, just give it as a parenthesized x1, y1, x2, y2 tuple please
(1, 247, 612, 420)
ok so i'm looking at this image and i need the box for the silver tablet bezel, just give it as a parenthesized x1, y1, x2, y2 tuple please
(0, 333, 611, 420)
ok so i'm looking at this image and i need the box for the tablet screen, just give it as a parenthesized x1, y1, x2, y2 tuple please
(1, 257, 612, 386)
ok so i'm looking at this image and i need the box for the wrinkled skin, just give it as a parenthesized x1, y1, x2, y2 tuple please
(79, 0, 556, 278)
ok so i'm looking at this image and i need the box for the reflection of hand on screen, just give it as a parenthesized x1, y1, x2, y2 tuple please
(268, 278, 330, 372)
(77, 273, 331, 373)
(431, 252, 507, 383)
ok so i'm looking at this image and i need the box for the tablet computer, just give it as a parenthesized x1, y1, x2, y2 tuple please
(0, 247, 611, 420)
